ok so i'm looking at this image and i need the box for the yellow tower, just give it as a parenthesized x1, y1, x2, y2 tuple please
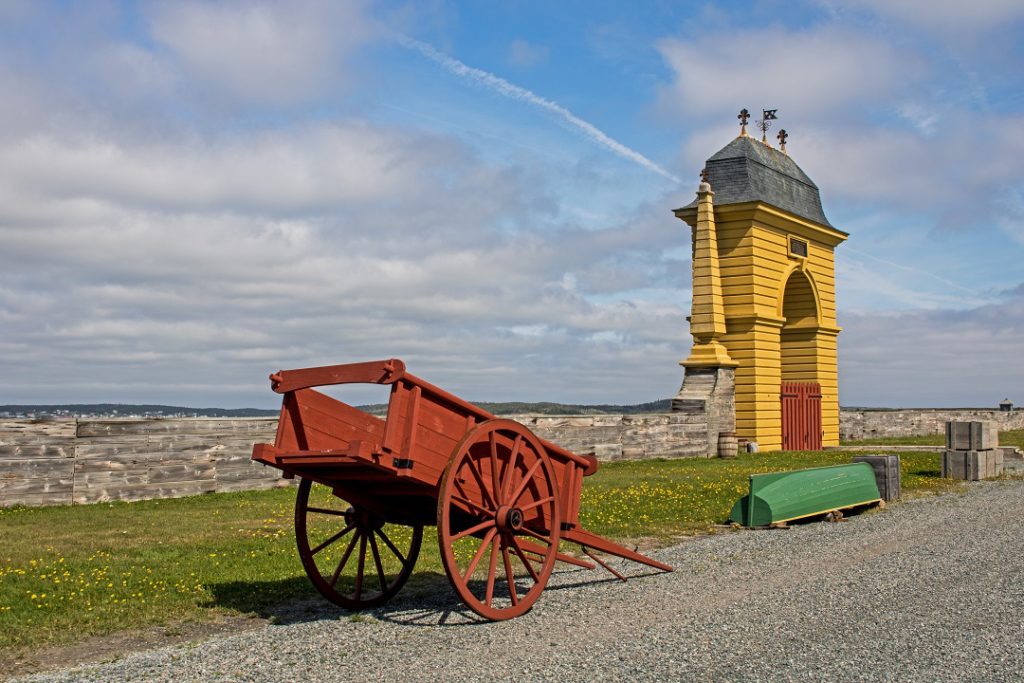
(674, 122, 847, 451)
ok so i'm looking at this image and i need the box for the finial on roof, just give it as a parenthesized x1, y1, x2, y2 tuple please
(738, 108, 750, 137)
(777, 129, 788, 154)
(699, 167, 711, 192)
(758, 109, 778, 145)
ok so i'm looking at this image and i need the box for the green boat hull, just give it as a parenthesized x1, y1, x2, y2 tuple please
(730, 462, 882, 527)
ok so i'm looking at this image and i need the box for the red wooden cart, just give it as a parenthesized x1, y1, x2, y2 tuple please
(252, 359, 671, 620)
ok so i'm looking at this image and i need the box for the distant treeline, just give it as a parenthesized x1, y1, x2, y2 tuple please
(2, 399, 673, 419)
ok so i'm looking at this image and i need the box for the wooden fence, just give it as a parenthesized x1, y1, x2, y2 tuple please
(0, 418, 286, 507)
(0, 412, 710, 508)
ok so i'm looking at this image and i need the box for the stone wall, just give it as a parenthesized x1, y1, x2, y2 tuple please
(0, 412, 710, 508)
(839, 408, 1024, 441)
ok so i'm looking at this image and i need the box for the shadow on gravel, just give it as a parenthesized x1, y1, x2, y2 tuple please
(203, 564, 667, 629)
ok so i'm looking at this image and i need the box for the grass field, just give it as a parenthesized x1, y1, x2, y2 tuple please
(0, 446, 968, 657)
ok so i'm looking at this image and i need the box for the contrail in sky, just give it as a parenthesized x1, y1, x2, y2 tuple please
(844, 246, 981, 295)
(397, 35, 681, 184)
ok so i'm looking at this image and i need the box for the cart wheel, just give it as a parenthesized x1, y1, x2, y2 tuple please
(437, 419, 561, 620)
(295, 478, 422, 610)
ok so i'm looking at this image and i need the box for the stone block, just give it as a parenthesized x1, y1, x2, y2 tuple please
(945, 421, 999, 451)
(941, 449, 1004, 481)
(852, 454, 901, 501)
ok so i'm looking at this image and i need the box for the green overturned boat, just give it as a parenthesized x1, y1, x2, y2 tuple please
(730, 462, 882, 528)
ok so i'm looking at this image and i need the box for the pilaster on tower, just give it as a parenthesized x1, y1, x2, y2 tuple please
(681, 177, 736, 368)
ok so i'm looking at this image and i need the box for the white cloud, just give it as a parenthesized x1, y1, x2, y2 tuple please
(836, 0, 1024, 34)
(0, 123, 464, 217)
(788, 115, 1024, 228)
(839, 288, 1024, 406)
(148, 0, 377, 106)
(91, 42, 179, 101)
(0, 102, 691, 406)
(665, 34, 1024, 239)
(657, 25, 919, 119)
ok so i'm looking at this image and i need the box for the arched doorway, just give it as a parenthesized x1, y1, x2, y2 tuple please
(780, 270, 822, 450)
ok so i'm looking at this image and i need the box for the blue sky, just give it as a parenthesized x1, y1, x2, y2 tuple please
(0, 0, 1022, 409)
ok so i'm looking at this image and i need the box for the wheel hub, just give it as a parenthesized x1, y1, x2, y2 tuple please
(344, 506, 384, 532)
(496, 505, 524, 532)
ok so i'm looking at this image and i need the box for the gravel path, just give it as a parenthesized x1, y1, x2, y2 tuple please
(16, 481, 1024, 683)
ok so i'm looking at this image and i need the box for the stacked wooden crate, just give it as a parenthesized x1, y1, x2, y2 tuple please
(942, 421, 1003, 480)
(852, 454, 901, 501)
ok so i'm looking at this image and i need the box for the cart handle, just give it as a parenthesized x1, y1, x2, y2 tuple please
(269, 359, 406, 394)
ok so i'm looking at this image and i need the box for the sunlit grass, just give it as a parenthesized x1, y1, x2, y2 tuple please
(577, 448, 958, 540)
(0, 445, 965, 656)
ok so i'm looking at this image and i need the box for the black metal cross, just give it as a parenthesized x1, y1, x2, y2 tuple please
(738, 108, 750, 136)
(777, 129, 788, 147)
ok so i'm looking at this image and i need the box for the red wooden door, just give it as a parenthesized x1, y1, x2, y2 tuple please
(781, 382, 822, 451)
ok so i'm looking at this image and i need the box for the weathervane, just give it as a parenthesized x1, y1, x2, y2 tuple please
(757, 109, 778, 144)
(738, 108, 750, 137)
(777, 128, 788, 154)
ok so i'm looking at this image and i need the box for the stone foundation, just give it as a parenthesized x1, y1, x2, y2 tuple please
(671, 366, 736, 456)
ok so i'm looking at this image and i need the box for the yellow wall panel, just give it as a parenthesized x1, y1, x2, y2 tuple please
(678, 188, 844, 451)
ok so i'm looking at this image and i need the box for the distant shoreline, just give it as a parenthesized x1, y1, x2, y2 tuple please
(1, 400, 1014, 420)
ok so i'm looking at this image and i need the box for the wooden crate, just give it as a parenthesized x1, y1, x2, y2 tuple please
(852, 454, 901, 501)
(941, 449, 1004, 481)
(945, 421, 999, 451)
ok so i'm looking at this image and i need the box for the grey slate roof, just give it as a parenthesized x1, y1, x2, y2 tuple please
(680, 135, 833, 228)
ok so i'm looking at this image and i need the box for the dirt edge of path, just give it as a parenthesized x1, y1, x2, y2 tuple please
(1, 613, 268, 680)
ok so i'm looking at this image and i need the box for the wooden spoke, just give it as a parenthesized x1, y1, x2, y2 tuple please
(295, 478, 422, 611)
(305, 506, 349, 517)
(489, 431, 502, 506)
(310, 523, 355, 556)
(501, 541, 519, 607)
(368, 532, 389, 593)
(354, 533, 367, 601)
(463, 527, 498, 582)
(451, 491, 494, 518)
(519, 526, 554, 544)
(508, 535, 541, 583)
(451, 518, 496, 543)
(328, 531, 361, 588)
(463, 455, 497, 511)
(518, 495, 555, 514)
(507, 459, 542, 507)
(375, 528, 408, 567)
(500, 435, 523, 502)
(485, 534, 500, 607)
(438, 419, 561, 620)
